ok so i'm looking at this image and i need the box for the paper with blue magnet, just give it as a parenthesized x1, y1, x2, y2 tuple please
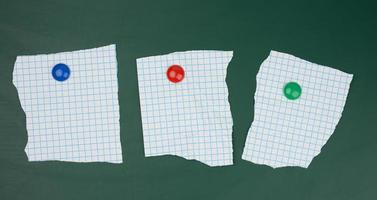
(12, 44, 123, 163)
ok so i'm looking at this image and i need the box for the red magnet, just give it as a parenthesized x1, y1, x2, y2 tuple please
(166, 64, 185, 83)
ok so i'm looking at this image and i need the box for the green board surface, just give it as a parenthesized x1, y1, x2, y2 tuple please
(1, 0, 376, 199)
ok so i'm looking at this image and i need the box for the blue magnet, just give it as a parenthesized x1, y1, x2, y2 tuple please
(52, 63, 70, 82)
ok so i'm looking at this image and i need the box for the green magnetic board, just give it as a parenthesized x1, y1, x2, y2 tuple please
(1, 0, 377, 199)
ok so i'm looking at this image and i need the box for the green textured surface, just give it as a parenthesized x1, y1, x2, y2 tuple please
(1, 0, 376, 199)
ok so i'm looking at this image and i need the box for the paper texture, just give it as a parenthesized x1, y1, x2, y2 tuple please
(13, 45, 123, 163)
(137, 50, 233, 167)
(242, 50, 353, 168)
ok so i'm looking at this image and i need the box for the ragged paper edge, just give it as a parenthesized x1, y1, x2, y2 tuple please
(136, 50, 234, 64)
(12, 44, 124, 164)
(242, 50, 353, 169)
(137, 50, 234, 167)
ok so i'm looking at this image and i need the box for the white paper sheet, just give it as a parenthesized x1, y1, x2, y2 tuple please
(242, 50, 353, 168)
(137, 50, 233, 167)
(13, 44, 123, 163)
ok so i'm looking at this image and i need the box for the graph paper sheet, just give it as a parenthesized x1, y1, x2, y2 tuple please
(137, 50, 233, 167)
(242, 51, 353, 168)
(13, 45, 123, 163)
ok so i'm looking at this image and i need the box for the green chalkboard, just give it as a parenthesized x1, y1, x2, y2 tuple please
(1, 0, 376, 199)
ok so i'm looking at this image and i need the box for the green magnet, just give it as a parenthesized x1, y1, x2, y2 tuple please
(283, 82, 302, 100)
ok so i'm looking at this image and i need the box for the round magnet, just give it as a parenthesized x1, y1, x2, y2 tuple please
(52, 63, 70, 82)
(167, 64, 185, 83)
(283, 82, 301, 100)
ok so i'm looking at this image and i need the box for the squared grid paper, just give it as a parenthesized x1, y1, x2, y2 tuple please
(242, 50, 353, 168)
(137, 51, 233, 167)
(13, 44, 123, 163)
